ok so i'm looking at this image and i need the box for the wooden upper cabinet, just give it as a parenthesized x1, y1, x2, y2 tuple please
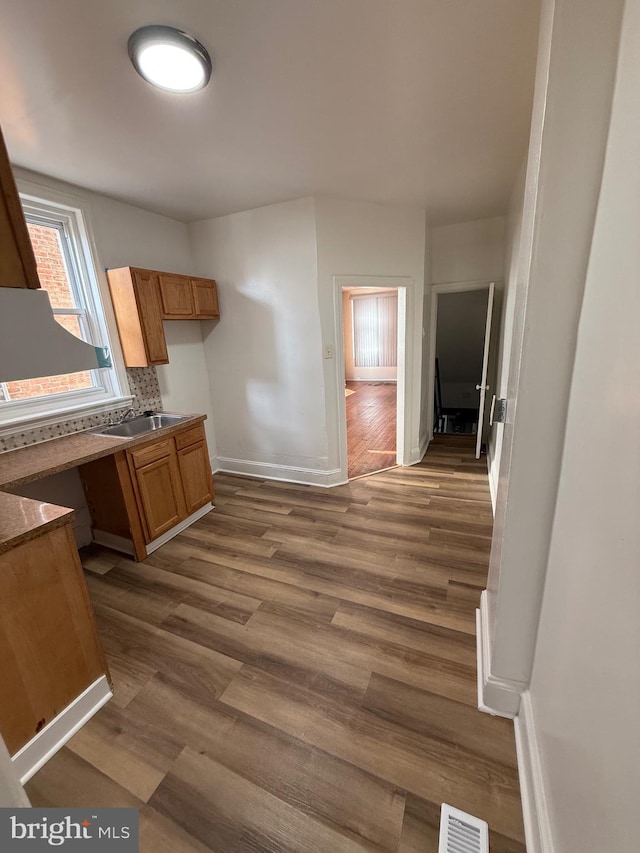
(159, 273, 194, 318)
(160, 273, 219, 319)
(192, 277, 220, 318)
(107, 266, 220, 367)
(0, 126, 40, 289)
(106, 267, 168, 367)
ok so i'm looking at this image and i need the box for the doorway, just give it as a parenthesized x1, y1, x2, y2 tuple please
(343, 287, 398, 478)
(334, 279, 408, 481)
(428, 281, 496, 459)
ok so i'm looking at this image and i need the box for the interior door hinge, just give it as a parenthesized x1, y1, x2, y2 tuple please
(489, 396, 507, 425)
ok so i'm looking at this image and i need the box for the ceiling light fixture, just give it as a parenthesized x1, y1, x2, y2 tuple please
(128, 25, 212, 93)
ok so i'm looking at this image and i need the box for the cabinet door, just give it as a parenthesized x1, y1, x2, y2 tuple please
(0, 524, 109, 754)
(0, 126, 40, 289)
(134, 454, 186, 541)
(132, 270, 169, 365)
(177, 441, 213, 514)
(191, 278, 220, 318)
(159, 273, 194, 318)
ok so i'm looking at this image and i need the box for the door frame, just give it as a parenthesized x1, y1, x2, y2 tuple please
(333, 275, 411, 481)
(426, 279, 497, 442)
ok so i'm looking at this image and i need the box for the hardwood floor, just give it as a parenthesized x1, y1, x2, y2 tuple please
(346, 381, 397, 479)
(26, 435, 525, 852)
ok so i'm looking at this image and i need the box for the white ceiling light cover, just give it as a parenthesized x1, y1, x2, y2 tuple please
(128, 25, 212, 93)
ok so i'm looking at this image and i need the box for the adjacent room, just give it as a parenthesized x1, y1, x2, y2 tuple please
(342, 286, 400, 479)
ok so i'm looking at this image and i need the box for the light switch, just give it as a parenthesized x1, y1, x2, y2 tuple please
(323, 345, 334, 359)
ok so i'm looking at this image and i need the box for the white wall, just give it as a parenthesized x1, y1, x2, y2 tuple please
(431, 216, 505, 284)
(156, 323, 217, 461)
(527, 1, 640, 850)
(420, 227, 433, 443)
(315, 197, 426, 471)
(189, 196, 425, 483)
(484, 0, 625, 702)
(189, 197, 329, 482)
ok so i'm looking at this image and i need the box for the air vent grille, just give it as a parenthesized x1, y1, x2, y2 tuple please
(438, 804, 489, 853)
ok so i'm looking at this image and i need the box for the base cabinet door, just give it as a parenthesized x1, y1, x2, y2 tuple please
(0, 523, 109, 755)
(178, 441, 213, 514)
(134, 454, 186, 541)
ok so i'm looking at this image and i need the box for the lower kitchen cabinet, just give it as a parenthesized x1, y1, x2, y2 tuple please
(81, 419, 214, 560)
(176, 426, 214, 515)
(0, 520, 110, 759)
(130, 452, 186, 541)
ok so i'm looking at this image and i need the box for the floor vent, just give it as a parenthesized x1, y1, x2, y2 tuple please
(438, 804, 489, 853)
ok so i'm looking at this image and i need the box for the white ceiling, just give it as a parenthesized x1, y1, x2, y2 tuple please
(0, 0, 540, 224)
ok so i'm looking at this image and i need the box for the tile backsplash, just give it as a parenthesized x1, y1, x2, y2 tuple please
(0, 368, 163, 452)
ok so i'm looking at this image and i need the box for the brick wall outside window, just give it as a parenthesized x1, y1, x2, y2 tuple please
(4, 223, 93, 400)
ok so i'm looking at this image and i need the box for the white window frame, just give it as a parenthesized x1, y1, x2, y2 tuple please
(0, 180, 132, 435)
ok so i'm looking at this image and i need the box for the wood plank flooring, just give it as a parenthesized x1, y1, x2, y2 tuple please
(346, 381, 397, 479)
(26, 435, 525, 852)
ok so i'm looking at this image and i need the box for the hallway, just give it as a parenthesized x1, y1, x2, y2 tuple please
(26, 436, 525, 851)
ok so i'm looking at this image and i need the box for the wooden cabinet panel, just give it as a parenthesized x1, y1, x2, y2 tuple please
(0, 524, 108, 754)
(129, 438, 173, 469)
(192, 277, 220, 318)
(0, 125, 40, 290)
(159, 273, 194, 318)
(175, 423, 205, 451)
(107, 267, 168, 367)
(132, 453, 186, 542)
(132, 270, 169, 365)
(178, 441, 213, 515)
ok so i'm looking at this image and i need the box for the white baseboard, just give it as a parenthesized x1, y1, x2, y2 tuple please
(410, 433, 431, 465)
(214, 456, 346, 488)
(476, 591, 523, 718)
(515, 691, 555, 853)
(487, 446, 497, 516)
(146, 503, 213, 554)
(12, 676, 112, 784)
(93, 529, 136, 556)
(71, 520, 94, 550)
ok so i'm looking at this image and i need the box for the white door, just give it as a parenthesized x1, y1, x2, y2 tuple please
(475, 282, 495, 459)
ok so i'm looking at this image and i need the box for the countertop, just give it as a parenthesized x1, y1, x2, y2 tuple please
(0, 413, 207, 553)
(0, 413, 206, 491)
(0, 492, 74, 555)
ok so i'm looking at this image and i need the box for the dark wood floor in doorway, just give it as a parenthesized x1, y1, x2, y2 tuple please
(26, 435, 525, 852)
(346, 381, 397, 479)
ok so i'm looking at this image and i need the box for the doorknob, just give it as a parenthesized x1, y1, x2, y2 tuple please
(476, 384, 489, 391)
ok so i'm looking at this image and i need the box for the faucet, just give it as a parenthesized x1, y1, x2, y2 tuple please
(118, 408, 136, 424)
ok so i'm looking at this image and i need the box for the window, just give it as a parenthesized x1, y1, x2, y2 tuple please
(0, 185, 130, 430)
(352, 293, 398, 368)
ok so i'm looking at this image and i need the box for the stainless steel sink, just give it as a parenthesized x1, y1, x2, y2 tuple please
(89, 413, 190, 438)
